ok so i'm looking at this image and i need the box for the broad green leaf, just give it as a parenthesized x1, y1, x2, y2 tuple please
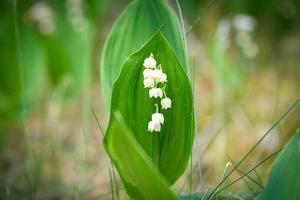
(101, 0, 188, 110)
(257, 133, 300, 200)
(105, 31, 195, 184)
(104, 112, 179, 200)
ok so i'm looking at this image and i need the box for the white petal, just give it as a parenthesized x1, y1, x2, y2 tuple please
(152, 113, 164, 124)
(143, 69, 154, 79)
(143, 78, 154, 88)
(149, 88, 155, 98)
(153, 122, 161, 132)
(160, 73, 167, 83)
(149, 88, 163, 98)
(147, 121, 155, 132)
(157, 88, 163, 98)
(143, 55, 156, 69)
(161, 97, 172, 109)
(152, 69, 163, 82)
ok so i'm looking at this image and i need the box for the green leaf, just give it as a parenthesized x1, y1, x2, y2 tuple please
(257, 132, 300, 200)
(105, 31, 195, 184)
(101, 0, 188, 110)
(104, 112, 180, 200)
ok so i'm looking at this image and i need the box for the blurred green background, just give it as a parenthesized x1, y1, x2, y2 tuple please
(0, 0, 299, 199)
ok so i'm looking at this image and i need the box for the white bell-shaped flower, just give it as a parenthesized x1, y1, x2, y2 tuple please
(151, 69, 162, 82)
(151, 113, 164, 124)
(147, 120, 161, 132)
(143, 68, 154, 79)
(148, 121, 155, 132)
(143, 78, 155, 88)
(143, 54, 156, 69)
(149, 87, 163, 98)
(161, 97, 172, 109)
(151, 69, 167, 83)
(160, 72, 167, 83)
(153, 122, 161, 132)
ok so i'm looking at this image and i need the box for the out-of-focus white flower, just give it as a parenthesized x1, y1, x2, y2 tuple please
(28, 2, 55, 35)
(147, 120, 161, 132)
(235, 31, 251, 47)
(161, 97, 172, 109)
(233, 14, 256, 32)
(151, 113, 164, 125)
(149, 88, 163, 98)
(242, 41, 258, 58)
(66, 0, 88, 32)
(216, 19, 231, 50)
(143, 54, 156, 69)
(143, 78, 155, 88)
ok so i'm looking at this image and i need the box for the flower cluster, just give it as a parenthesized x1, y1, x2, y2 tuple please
(143, 53, 172, 133)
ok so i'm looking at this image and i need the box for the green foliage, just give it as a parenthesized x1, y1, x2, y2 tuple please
(21, 27, 47, 109)
(104, 112, 179, 200)
(0, 20, 46, 120)
(46, 1, 92, 91)
(101, 0, 188, 110)
(105, 31, 194, 184)
(257, 132, 300, 200)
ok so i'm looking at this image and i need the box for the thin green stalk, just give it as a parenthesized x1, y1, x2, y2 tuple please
(108, 168, 115, 200)
(179, 111, 231, 192)
(90, 106, 104, 137)
(175, 0, 188, 56)
(112, 166, 120, 200)
(213, 162, 232, 200)
(254, 169, 264, 187)
(217, 148, 283, 195)
(206, 97, 300, 200)
(90, 106, 119, 199)
(189, 153, 193, 199)
(186, 0, 220, 36)
(227, 155, 264, 189)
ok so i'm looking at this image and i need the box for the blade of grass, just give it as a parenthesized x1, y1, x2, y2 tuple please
(89, 105, 104, 137)
(172, 3, 193, 195)
(185, 0, 220, 36)
(112, 166, 120, 200)
(179, 104, 238, 192)
(215, 162, 232, 200)
(90, 106, 119, 199)
(108, 168, 115, 200)
(189, 155, 193, 199)
(218, 148, 283, 194)
(206, 97, 300, 200)
(253, 168, 264, 187)
(227, 155, 264, 189)
(175, 0, 188, 56)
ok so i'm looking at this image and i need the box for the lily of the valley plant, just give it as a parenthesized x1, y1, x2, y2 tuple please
(143, 53, 172, 132)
